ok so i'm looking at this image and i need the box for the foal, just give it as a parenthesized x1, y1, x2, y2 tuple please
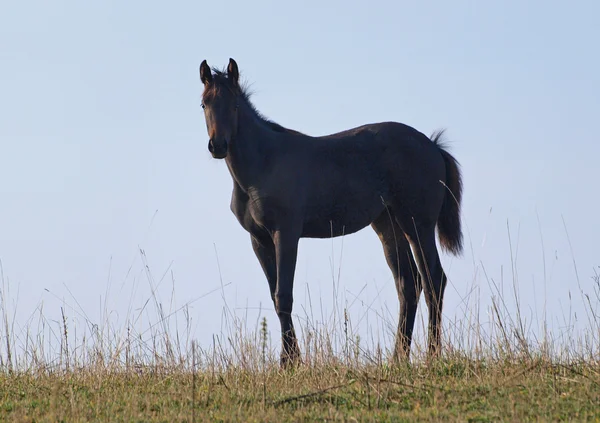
(199, 58, 463, 366)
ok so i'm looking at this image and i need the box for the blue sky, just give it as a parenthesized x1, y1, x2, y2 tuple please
(1, 0, 599, 356)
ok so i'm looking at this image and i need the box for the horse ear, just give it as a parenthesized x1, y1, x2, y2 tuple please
(227, 58, 239, 87)
(200, 60, 212, 85)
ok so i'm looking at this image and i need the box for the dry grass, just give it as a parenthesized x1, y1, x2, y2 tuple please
(1, 241, 599, 422)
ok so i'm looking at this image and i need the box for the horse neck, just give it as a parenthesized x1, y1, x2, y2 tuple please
(225, 102, 278, 191)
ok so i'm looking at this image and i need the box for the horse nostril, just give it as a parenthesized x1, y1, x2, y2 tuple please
(208, 139, 214, 153)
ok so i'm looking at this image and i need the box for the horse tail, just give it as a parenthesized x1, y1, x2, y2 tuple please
(431, 129, 463, 256)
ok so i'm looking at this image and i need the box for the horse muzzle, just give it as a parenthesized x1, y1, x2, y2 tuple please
(208, 138, 228, 159)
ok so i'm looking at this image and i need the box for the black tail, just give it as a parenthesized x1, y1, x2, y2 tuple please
(431, 129, 463, 256)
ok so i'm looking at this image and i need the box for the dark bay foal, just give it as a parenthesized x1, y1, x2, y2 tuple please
(199, 58, 463, 367)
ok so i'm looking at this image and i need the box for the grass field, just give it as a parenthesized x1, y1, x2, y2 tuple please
(1, 355, 599, 422)
(1, 254, 599, 422)
(0, 311, 599, 422)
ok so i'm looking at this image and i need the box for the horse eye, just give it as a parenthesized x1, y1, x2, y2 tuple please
(201, 103, 206, 109)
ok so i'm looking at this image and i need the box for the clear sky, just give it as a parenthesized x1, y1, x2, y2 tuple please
(1, 0, 599, 358)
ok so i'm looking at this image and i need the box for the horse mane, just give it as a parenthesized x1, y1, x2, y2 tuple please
(206, 68, 304, 136)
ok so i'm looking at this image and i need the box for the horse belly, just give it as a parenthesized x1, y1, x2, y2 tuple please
(301, 199, 384, 238)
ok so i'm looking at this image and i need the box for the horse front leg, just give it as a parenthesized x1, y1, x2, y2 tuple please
(273, 229, 301, 367)
(251, 234, 277, 305)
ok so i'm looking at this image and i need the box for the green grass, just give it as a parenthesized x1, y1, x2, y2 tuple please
(0, 358, 599, 422)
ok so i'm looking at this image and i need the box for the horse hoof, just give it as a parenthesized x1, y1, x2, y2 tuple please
(280, 353, 301, 369)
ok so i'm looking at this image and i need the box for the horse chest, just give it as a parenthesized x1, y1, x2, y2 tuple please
(246, 195, 290, 230)
(230, 190, 283, 235)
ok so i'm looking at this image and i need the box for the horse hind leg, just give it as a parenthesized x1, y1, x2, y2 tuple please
(371, 212, 422, 362)
(400, 221, 448, 358)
